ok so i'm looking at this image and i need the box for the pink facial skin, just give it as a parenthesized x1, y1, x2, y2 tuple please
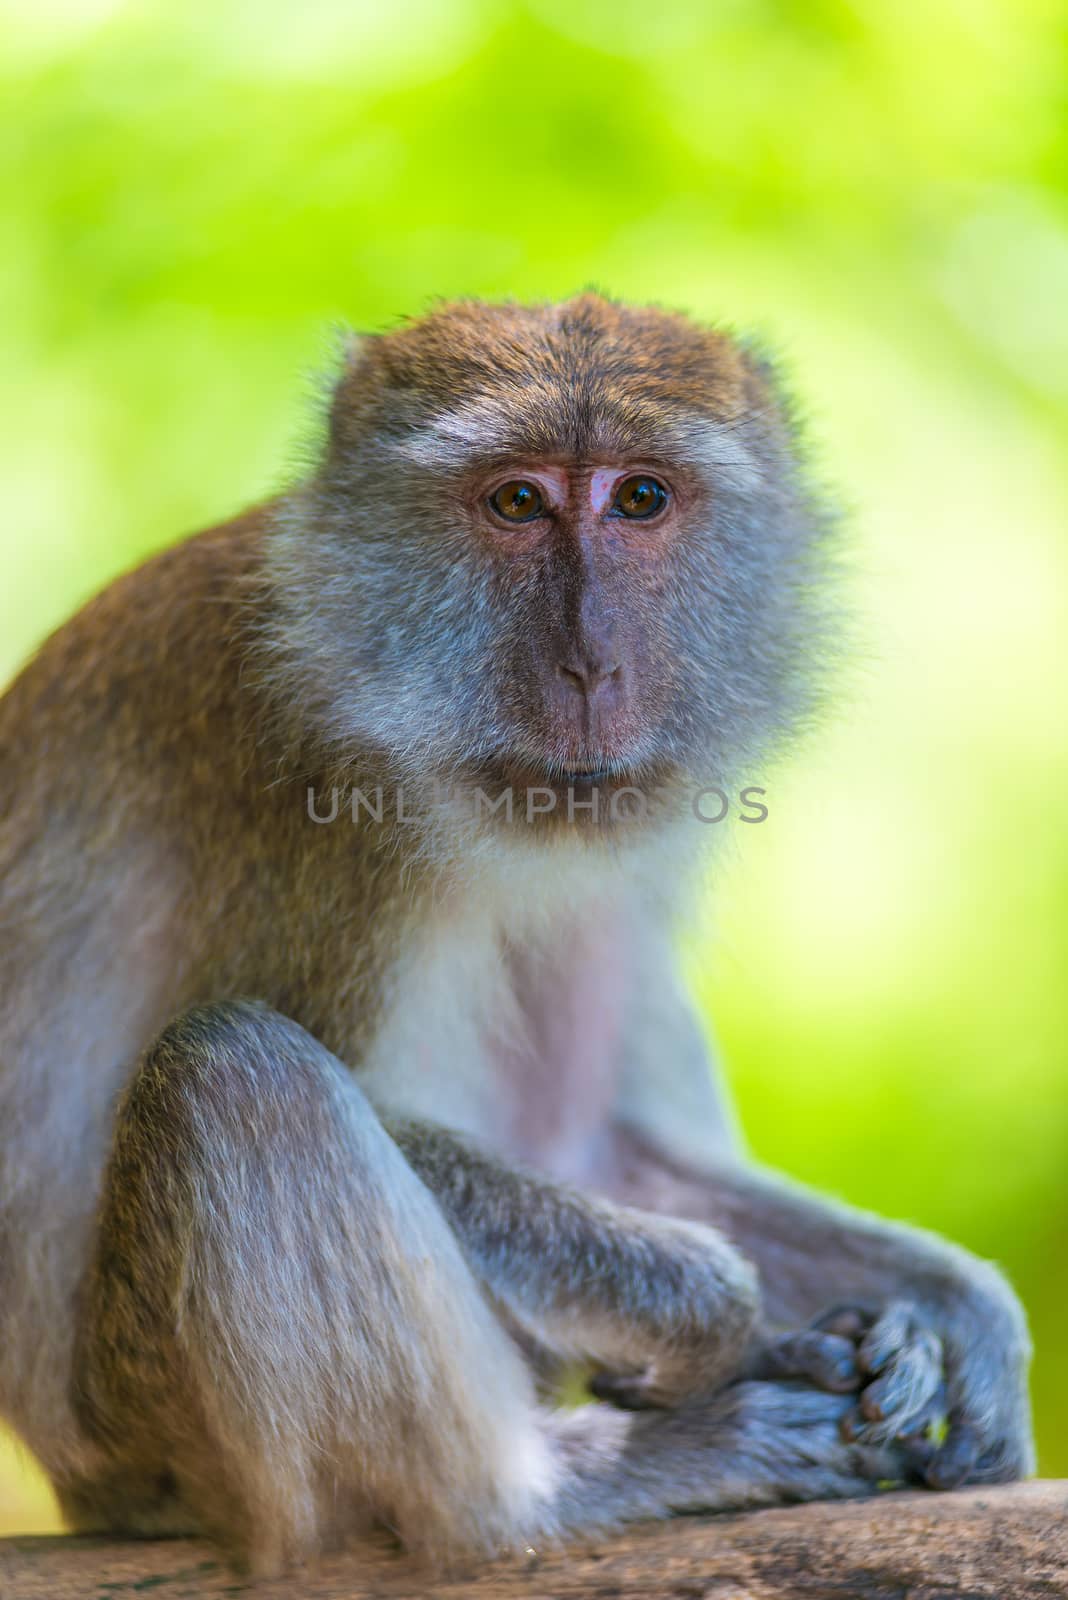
(482, 466, 660, 521)
(520, 465, 570, 510)
(588, 467, 620, 515)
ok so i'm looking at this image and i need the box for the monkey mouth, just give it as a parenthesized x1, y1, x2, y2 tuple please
(471, 754, 624, 794)
(522, 760, 624, 791)
(459, 751, 684, 829)
(556, 766, 613, 786)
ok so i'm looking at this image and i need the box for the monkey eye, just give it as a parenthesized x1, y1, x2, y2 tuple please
(488, 481, 545, 523)
(611, 475, 668, 519)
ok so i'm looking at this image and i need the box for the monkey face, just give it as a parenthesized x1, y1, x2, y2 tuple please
(463, 458, 681, 790)
(272, 295, 834, 836)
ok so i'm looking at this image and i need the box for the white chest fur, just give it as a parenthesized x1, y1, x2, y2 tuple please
(356, 845, 639, 1182)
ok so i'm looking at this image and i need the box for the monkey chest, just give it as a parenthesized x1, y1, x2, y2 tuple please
(355, 907, 633, 1185)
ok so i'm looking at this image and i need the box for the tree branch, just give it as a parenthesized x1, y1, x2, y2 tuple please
(1, 1482, 1064, 1599)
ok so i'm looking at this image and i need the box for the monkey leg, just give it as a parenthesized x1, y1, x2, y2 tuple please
(607, 1133, 1035, 1494)
(550, 1373, 930, 1532)
(66, 1001, 560, 1575)
(63, 1001, 920, 1571)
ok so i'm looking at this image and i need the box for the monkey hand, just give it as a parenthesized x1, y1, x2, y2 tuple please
(754, 1269, 1034, 1489)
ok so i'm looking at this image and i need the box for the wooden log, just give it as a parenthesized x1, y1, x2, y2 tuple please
(0, 1482, 1064, 1599)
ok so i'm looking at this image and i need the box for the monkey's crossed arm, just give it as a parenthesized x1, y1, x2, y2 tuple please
(392, 1094, 1032, 1496)
(0, 294, 1032, 1577)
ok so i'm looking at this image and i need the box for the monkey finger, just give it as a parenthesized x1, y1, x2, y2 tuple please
(892, 1380, 949, 1443)
(856, 1300, 923, 1377)
(841, 1380, 944, 1451)
(860, 1326, 943, 1424)
(839, 1404, 871, 1443)
(811, 1304, 876, 1343)
(893, 1432, 939, 1483)
(753, 1330, 860, 1393)
(924, 1418, 982, 1490)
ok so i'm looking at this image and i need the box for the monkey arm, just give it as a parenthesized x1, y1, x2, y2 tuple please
(591, 933, 1032, 1488)
(383, 1118, 760, 1408)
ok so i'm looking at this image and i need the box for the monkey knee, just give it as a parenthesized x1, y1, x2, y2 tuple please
(97, 1003, 560, 1568)
(135, 998, 335, 1101)
(655, 1217, 760, 1345)
(99, 997, 387, 1338)
(120, 1000, 361, 1161)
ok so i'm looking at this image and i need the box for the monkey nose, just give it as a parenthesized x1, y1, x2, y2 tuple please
(556, 657, 623, 701)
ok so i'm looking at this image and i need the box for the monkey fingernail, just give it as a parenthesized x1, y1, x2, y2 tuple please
(926, 1424, 981, 1490)
(926, 1456, 970, 1490)
(814, 1307, 870, 1341)
(840, 1407, 864, 1441)
(899, 1437, 938, 1482)
(818, 1349, 861, 1391)
(860, 1391, 885, 1421)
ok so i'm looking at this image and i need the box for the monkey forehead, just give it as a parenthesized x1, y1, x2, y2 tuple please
(367, 294, 753, 402)
(392, 395, 763, 495)
(330, 296, 770, 472)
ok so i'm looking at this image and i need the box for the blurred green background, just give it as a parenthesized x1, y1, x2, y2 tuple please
(1, 0, 1066, 1533)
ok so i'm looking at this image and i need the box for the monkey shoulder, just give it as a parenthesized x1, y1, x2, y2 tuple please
(1, 506, 272, 769)
(0, 504, 303, 923)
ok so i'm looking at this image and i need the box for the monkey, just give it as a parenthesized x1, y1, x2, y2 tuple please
(0, 294, 1033, 1575)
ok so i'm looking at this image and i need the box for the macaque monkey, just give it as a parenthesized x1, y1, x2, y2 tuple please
(0, 296, 1032, 1574)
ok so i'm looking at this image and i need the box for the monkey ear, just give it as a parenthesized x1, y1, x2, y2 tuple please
(325, 327, 382, 387)
(322, 330, 385, 457)
(338, 330, 381, 371)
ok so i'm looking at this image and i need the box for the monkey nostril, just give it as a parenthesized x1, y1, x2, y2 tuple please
(556, 661, 622, 698)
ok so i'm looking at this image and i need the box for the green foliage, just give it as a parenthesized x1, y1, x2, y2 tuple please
(1, 0, 1066, 1528)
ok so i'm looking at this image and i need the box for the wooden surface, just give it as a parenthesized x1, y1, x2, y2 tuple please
(1, 1483, 1065, 1599)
